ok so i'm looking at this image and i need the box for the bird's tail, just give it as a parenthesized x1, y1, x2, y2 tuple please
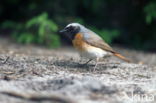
(113, 52, 130, 63)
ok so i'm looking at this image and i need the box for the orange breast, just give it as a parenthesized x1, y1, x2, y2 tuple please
(72, 33, 88, 51)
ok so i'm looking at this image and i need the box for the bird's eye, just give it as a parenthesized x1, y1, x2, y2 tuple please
(69, 26, 74, 30)
(65, 26, 74, 30)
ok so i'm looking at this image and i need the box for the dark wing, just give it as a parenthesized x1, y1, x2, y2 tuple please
(83, 31, 115, 53)
(83, 31, 131, 62)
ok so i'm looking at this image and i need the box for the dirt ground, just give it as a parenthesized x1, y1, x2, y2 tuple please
(0, 37, 156, 103)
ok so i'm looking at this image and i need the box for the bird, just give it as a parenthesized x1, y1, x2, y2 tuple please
(59, 23, 130, 71)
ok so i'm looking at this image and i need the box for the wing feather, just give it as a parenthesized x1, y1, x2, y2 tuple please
(83, 31, 115, 53)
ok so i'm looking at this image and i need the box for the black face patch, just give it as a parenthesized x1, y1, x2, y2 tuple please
(60, 25, 80, 40)
(66, 26, 79, 34)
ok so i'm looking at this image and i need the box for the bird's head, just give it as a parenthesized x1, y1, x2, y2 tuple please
(59, 23, 85, 39)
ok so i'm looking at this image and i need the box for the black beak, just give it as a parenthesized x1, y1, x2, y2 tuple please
(59, 29, 67, 34)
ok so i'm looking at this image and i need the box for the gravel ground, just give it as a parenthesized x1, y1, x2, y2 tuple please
(0, 37, 156, 103)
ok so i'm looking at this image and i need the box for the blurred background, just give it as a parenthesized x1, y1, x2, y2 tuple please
(0, 0, 156, 51)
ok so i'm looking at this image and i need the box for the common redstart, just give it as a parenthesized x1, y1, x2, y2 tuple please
(60, 23, 130, 70)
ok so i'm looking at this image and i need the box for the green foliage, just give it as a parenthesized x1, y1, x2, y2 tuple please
(1, 0, 156, 50)
(15, 32, 35, 44)
(25, 12, 60, 47)
(144, 1, 156, 24)
(1, 13, 60, 48)
(90, 27, 120, 44)
(1, 21, 17, 29)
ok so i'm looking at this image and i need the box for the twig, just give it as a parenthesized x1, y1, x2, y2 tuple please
(0, 91, 76, 103)
(2, 71, 15, 75)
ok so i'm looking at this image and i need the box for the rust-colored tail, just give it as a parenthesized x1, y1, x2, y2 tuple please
(113, 53, 130, 63)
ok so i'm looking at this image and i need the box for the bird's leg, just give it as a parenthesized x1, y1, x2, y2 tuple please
(93, 58, 99, 71)
(82, 59, 93, 65)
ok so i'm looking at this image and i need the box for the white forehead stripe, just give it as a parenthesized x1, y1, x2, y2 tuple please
(66, 23, 81, 27)
(66, 23, 88, 33)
